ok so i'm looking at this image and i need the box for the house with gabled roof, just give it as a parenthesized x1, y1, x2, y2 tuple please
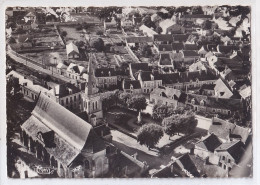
(208, 117, 251, 144)
(20, 93, 109, 178)
(129, 62, 150, 80)
(152, 153, 200, 178)
(66, 42, 80, 59)
(137, 70, 162, 94)
(139, 24, 157, 37)
(122, 80, 142, 94)
(150, 86, 186, 108)
(161, 69, 217, 90)
(214, 140, 244, 172)
(66, 63, 86, 80)
(194, 133, 222, 161)
(158, 53, 174, 68)
(186, 94, 242, 116)
(125, 36, 153, 47)
(46, 83, 82, 111)
(94, 68, 117, 88)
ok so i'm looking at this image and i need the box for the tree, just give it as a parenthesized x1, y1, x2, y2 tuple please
(75, 40, 85, 48)
(137, 123, 164, 149)
(202, 20, 212, 30)
(61, 31, 67, 37)
(155, 26, 163, 34)
(8, 37, 16, 44)
(91, 38, 104, 52)
(152, 104, 175, 121)
(192, 6, 203, 15)
(143, 15, 156, 29)
(119, 92, 131, 105)
(127, 95, 147, 112)
(96, 30, 103, 36)
(164, 112, 197, 138)
(101, 92, 118, 111)
(140, 44, 152, 58)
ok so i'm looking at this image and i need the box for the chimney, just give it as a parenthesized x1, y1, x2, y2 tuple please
(199, 69, 202, 75)
(186, 71, 189, 77)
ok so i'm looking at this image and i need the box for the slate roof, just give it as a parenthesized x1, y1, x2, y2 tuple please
(159, 53, 172, 65)
(49, 83, 81, 98)
(139, 71, 161, 81)
(215, 140, 243, 162)
(195, 133, 222, 152)
(208, 118, 251, 143)
(130, 62, 150, 79)
(176, 153, 201, 177)
(21, 93, 106, 166)
(183, 50, 200, 57)
(160, 70, 217, 85)
(182, 14, 212, 19)
(239, 86, 251, 99)
(187, 94, 241, 111)
(154, 34, 173, 42)
(95, 68, 116, 77)
(126, 36, 153, 43)
(151, 87, 187, 103)
(123, 80, 141, 89)
(158, 44, 173, 52)
(172, 43, 184, 51)
(172, 34, 189, 42)
(184, 44, 198, 51)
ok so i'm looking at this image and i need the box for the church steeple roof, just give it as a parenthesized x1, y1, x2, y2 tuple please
(85, 53, 98, 96)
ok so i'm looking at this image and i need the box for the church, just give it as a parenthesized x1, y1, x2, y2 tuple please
(20, 92, 110, 178)
(81, 53, 103, 126)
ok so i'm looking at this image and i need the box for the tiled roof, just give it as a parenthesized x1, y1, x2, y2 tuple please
(126, 36, 153, 43)
(123, 80, 141, 89)
(95, 68, 116, 77)
(195, 133, 222, 152)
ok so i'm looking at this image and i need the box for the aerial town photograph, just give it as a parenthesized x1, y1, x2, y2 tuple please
(5, 5, 252, 178)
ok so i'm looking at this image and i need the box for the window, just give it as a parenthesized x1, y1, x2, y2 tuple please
(219, 162, 222, 167)
(66, 98, 68, 104)
(61, 100, 64, 106)
(74, 96, 76, 101)
(93, 102, 95, 110)
(228, 159, 231, 163)
(70, 97, 72, 102)
(78, 94, 81, 99)
(223, 165, 226, 170)
(95, 101, 98, 109)
(222, 156, 225, 160)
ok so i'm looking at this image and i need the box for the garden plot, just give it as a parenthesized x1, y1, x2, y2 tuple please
(59, 26, 86, 43)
